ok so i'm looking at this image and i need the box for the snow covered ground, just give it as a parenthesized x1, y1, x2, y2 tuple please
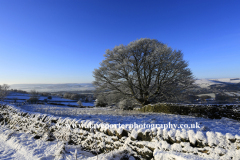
(195, 78, 240, 88)
(1, 103, 240, 160)
(0, 126, 135, 160)
(15, 104, 240, 135)
(1, 125, 213, 160)
(5, 93, 94, 106)
(0, 125, 216, 160)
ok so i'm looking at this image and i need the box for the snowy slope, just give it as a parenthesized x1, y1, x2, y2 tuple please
(195, 78, 240, 88)
(1, 104, 240, 160)
(9, 83, 95, 92)
(0, 126, 135, 160)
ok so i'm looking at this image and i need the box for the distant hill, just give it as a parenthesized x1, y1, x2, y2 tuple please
(195, 78, 240, 88)
(9, 78, 240, 92)
(10, 83, 95, 92)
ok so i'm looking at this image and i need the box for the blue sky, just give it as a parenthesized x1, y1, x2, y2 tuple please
(0, 0, 240, 84)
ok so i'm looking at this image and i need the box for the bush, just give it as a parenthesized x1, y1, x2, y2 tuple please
(94, 99, 107, 107)
(27, 97, 39, 104)
(94, 94, 108, 107)
(139, 103, 240, 121)
(215, 94, 234, 103)
(71, 94, 81, 100)
(77, 100, 82, 107)
(119, 99, 135, 110)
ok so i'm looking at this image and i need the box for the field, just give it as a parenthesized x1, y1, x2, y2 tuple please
(1, 91, 240, 160)
(15, 104, 240, 136)
(5, 92, 94, 107)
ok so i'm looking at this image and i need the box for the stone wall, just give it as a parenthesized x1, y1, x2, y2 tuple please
(0, 104, 240, 160)
(140, 103, 240, 121)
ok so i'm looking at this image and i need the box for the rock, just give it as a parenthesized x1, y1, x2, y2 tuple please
(137, 132, 152, 141)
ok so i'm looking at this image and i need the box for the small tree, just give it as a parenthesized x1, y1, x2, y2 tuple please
(28, 90, 39, 104)
(64, 93, 71, 99)
(85, 97, 89, 102)
(77, 100, 82, 107)
(0, 84, 10, 102)
(71, 94, 80, 100)
(94, 95, 108, 107)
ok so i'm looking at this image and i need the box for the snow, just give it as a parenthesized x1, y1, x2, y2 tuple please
(171, 143, 182, 152)
(180, 129, 188, 140)
(168, 129, 176, 141)
(14, 103, 240, 136)
(161, 141, 171, 151)
(187, 130, 196, 144)
(175, 129, 182, 141)
(226, 133, 235, 140)
(0, 125, 135, 160)
(6, 92, 94, 107)
(162, 128, 169, 140)
(195, 78, 240, 88)
(130, 129, 138, 139)
(153, 149, 215, 160)
(0, 126, 64, 160)
(195, 131, 207, 144)
(1, 103, 240, 159)
(224, 92, 236, 97)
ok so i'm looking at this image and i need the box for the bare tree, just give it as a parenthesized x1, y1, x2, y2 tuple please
(30, 90, 39, 99)
(28, 90, 40, 104)
(93, 38, 195, 106)
(0, 84, 10, 102)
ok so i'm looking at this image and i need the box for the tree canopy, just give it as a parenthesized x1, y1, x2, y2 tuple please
(93, 38, 195, 106)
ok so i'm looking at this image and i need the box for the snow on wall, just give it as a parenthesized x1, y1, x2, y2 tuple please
(0, 104, 240, 160)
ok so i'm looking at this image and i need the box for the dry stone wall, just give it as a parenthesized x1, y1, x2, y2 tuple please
(0, 104, 240, 160)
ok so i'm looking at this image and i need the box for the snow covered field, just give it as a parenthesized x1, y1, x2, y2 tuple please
(1, 103, 240, 160)
(16, 104, 240, 135)
(2, 89, 240, 159)
(195, 78, 240, 88)
(5, 92, 94, 106)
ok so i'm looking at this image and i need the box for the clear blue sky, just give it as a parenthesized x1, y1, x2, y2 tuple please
(0, 0, 240, 84)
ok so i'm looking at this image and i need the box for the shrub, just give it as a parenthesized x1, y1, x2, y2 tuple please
(94, 99, 107, 107)
(139, 103, 240, 121)
(27, 97, 39, 104)
(94, 94, 108, 107)
(119, 99, 135, 110)
(77, 100, 82, 107)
